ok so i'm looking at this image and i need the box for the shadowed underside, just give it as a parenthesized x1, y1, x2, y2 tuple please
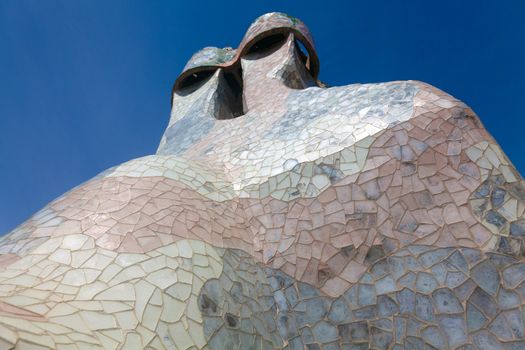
(0, 11, 525, 350)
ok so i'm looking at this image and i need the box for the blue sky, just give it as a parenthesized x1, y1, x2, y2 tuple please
(1, 0, 524, 234)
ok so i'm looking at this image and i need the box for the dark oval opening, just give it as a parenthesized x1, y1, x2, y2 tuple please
(246, 33, 287, 56)
(245, 33, 313, 79)
(175, 69, 216, 95)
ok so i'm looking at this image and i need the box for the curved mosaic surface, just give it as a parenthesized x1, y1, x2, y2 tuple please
(1, 11, 525, 350)
(200, 246, 525, 350)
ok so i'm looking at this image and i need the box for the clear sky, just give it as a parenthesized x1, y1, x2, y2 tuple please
(1, 0, 524, 235)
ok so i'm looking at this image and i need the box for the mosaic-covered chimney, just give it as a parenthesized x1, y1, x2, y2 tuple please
(1, 12, 524, 350)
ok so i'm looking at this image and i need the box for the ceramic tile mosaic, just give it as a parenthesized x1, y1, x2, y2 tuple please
(1, 12, 525, 350)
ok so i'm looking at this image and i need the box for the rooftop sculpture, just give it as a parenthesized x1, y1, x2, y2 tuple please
(1, 12, 525, 350)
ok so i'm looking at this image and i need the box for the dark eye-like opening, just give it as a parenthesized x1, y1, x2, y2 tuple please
(175, 69, 216, 95)
(246, 33, 312, 75)
(246, 33, 287, 55)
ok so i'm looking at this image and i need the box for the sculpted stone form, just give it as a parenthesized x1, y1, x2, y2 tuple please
(1, 12, 525, 349)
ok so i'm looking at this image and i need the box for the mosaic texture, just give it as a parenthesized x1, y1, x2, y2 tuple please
(1, 12, 524, 350)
